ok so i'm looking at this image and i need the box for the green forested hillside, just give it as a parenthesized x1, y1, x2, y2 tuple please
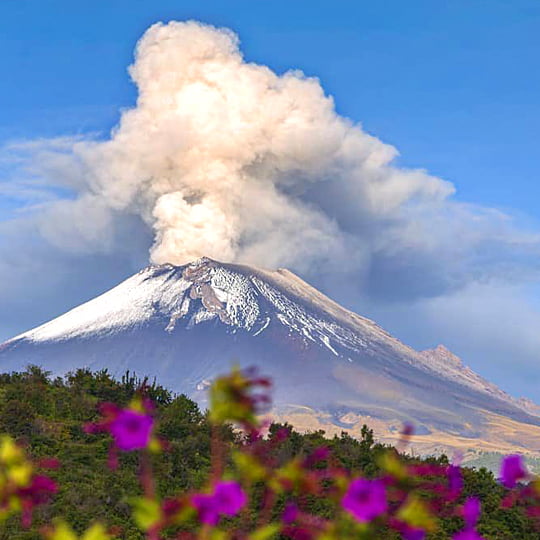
(0, 367, 537, 539)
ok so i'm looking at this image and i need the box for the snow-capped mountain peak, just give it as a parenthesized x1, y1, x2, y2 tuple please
(2, 257, 540, 458)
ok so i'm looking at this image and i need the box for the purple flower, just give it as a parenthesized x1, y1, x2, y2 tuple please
(462, 497, 481, 529)
(448, 464, 463, 496)
(453, 530, 485, 540)
(19, 474, 58, 505)
(282, 502, 299, 524)
(401, 525, 426, 540)
(342, 478, 387, 523)
(213, 481, 247, 516)
(192, 493, 220, 525)
(452, 497, 485, 540)
(192, 481, 247, 525)
(499, 455, 527, 489)
(109, 409, 153, 451)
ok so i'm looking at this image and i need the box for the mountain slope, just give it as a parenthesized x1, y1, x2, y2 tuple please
(1, 257, 539, 457)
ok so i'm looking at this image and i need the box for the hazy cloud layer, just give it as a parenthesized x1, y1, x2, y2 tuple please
(364, 283, 540, 400)
(2, 21, 540, 398)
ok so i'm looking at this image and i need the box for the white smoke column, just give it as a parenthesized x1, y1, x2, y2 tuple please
(29, 21, 455, 272)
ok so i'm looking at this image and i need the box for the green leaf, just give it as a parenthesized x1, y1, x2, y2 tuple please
(397, 495, 437, 532)
(232, 450, 267, 482)
(378, 450, 407, 480)
(249, 523, 281, 540)
(129, 496, 162, 531)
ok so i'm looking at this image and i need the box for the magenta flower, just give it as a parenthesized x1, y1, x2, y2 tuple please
(20, 474, 58, 503)
(109, 409, 153, 451)
(282, 502, 299, 524)
(452, 497, 485, 540)
(213, 481, 247, 516)
(447, 464, 463, 497)
(453, 530, 485, 540)
(462, 497, 481, 529)
(499, 454, 527, 488)
(342, 478, 387, 523)
(192, 493, 220, 525)
(401, 525, 426, 540)
(192, 481, 247, 525)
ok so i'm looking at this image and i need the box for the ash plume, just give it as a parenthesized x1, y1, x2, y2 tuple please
(3, 20, 540, 303)
(22, 22, 454, 270)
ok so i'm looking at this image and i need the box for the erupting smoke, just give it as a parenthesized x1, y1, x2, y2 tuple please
(7, 20, 539, 301)
(40, 21, 454, 270)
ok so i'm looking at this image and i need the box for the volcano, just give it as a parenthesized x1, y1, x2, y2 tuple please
(1, 257, 539, 457)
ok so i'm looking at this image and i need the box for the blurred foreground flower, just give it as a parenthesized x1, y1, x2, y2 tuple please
(0, 435, 57, 526)
(462, 497, 481, 529)
(447, 464, 463, 499)
(110, 409, 154, 451)
(84, 395, 161, 468)
(452, 497, 485, 540)
(396, 495, 437, 538)
(3, 365, 540, 539)
(342, 478, 387, 523)
(209, 366, 272, 431)
(191, 481, 247, 525)
(453, 531, 485, 540)
(499, 454, 527, 489)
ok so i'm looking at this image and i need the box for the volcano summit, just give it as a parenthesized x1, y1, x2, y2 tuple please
(1, 257, 539, 457)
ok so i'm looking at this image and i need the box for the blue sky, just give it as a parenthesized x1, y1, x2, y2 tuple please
(2, 0, 539, 214)
(1, 1, 540, 399)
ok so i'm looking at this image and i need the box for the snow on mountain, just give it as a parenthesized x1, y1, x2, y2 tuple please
(1, 257, 540, 456)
